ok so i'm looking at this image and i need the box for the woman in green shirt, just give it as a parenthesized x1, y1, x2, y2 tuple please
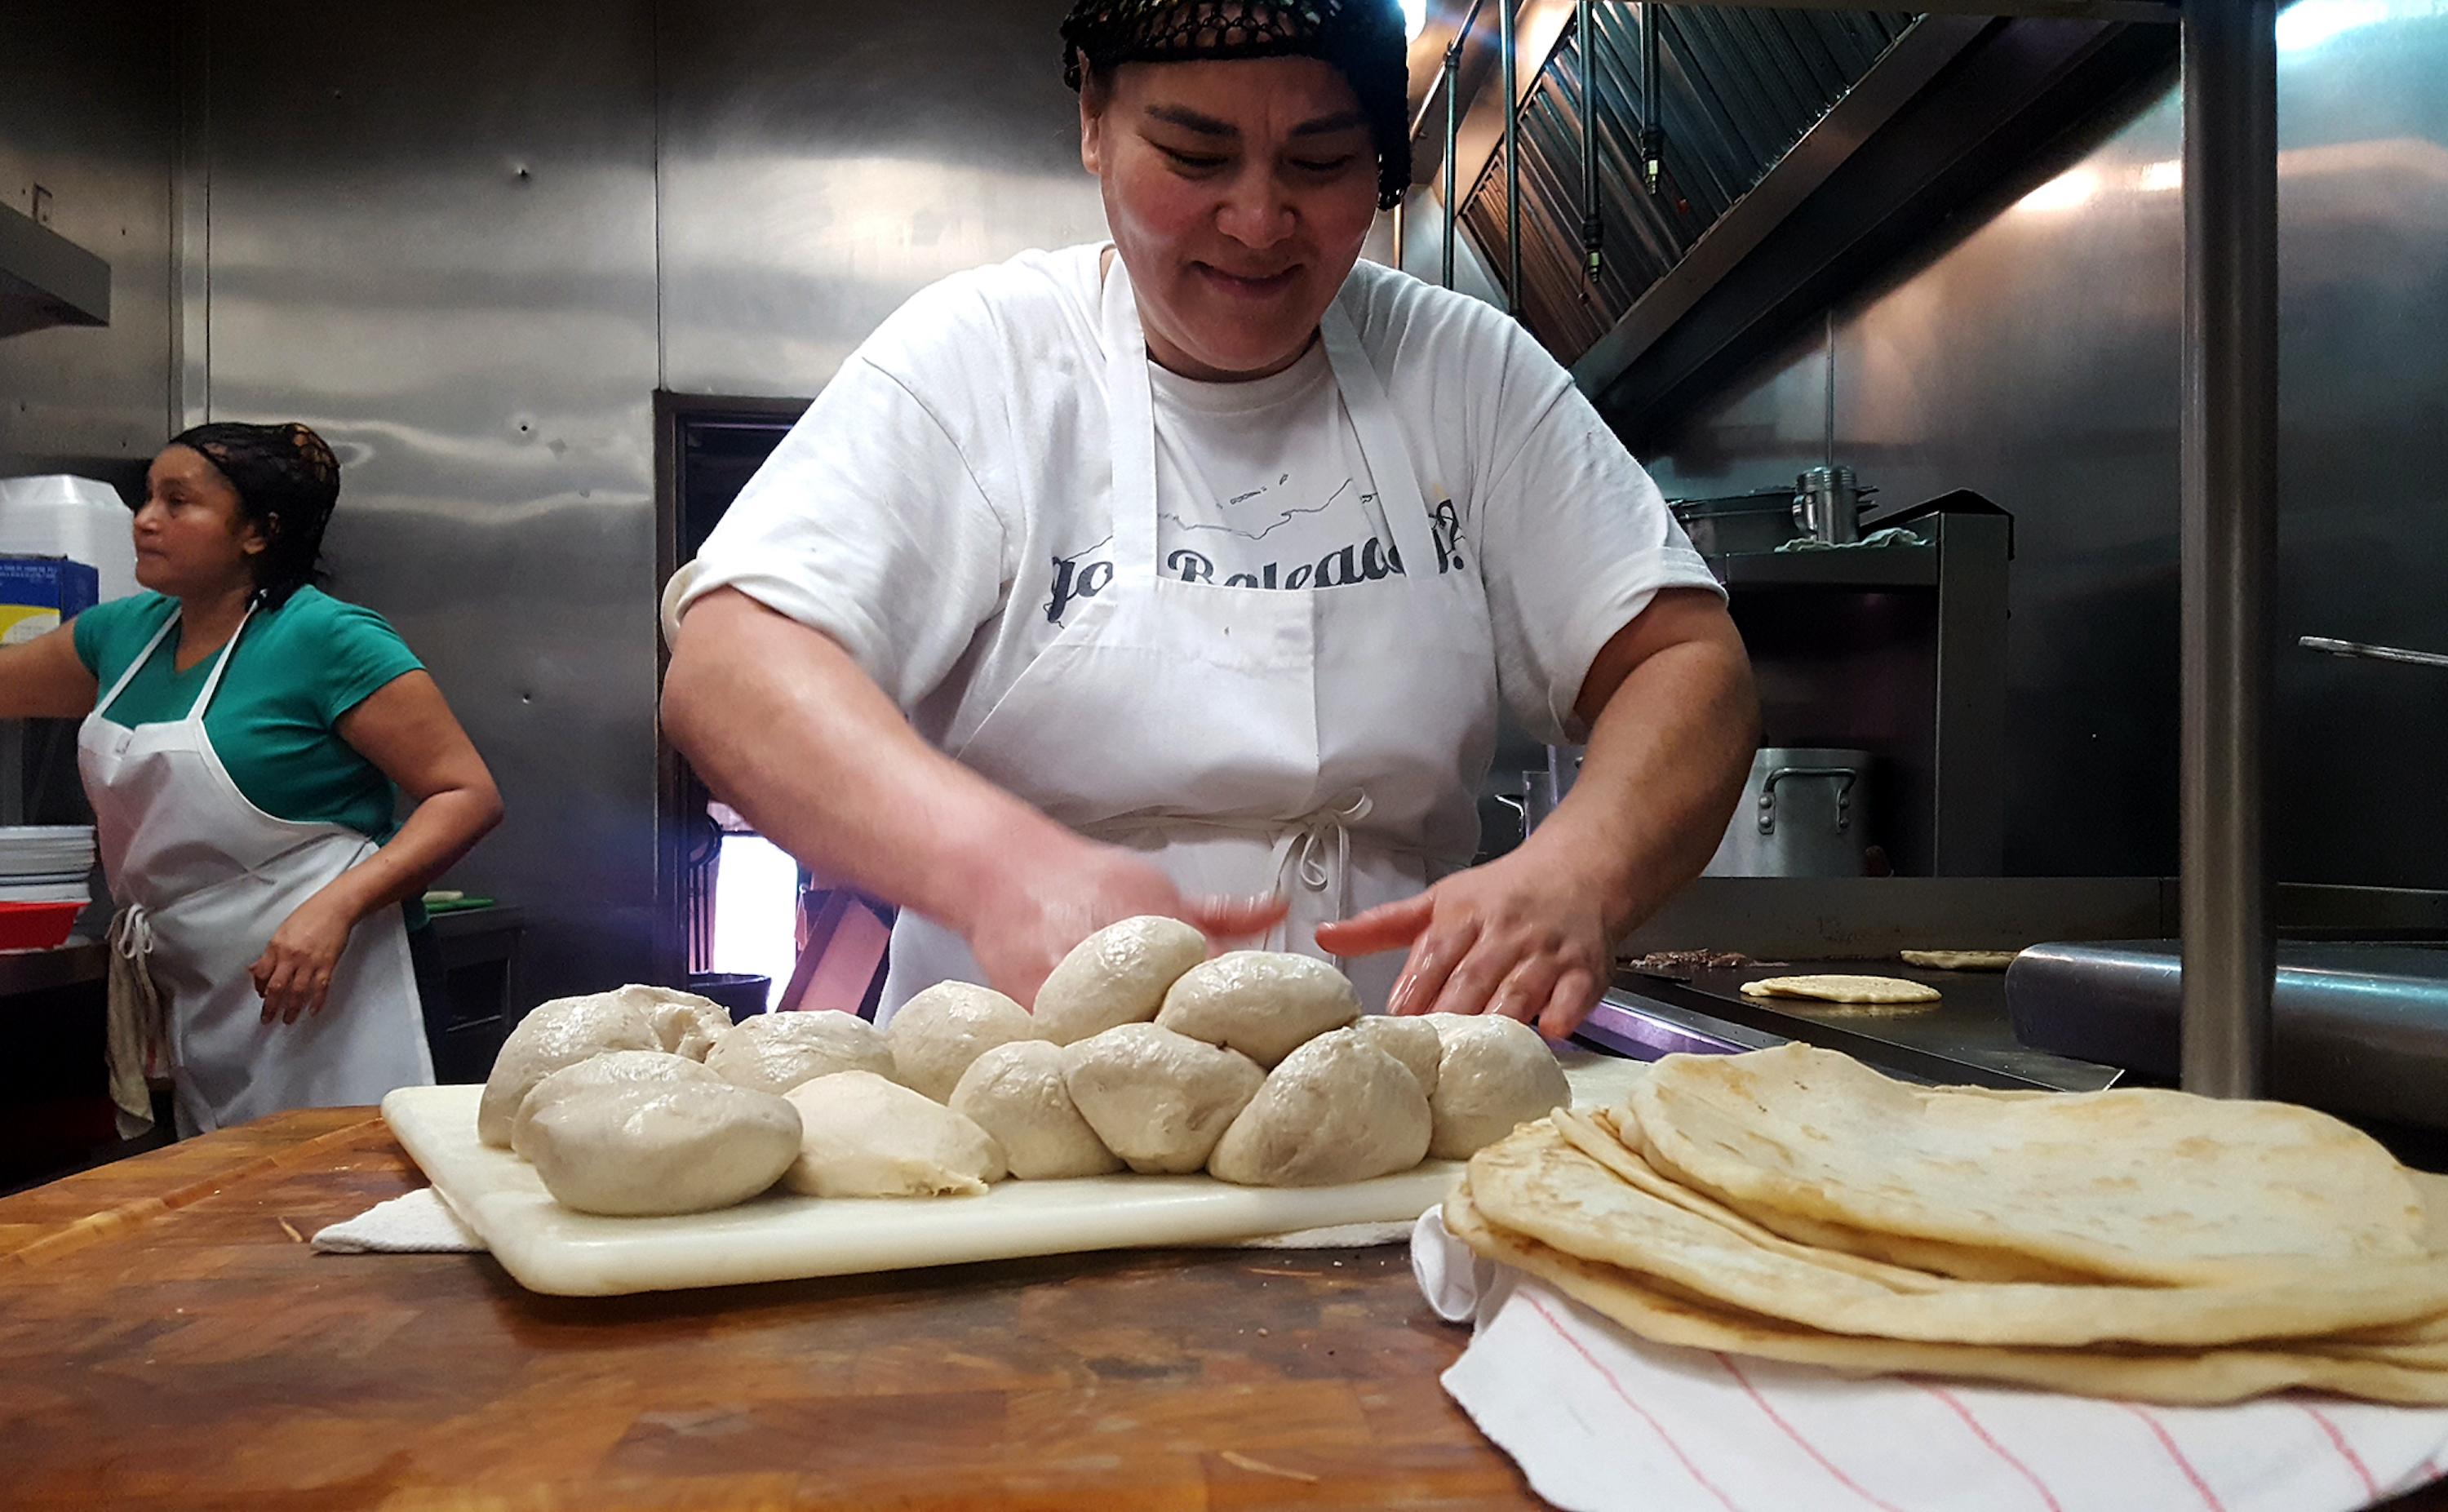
(0, 422, 503, 1134)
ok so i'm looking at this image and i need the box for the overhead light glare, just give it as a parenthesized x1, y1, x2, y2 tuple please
(2016, 168, 2101, 214)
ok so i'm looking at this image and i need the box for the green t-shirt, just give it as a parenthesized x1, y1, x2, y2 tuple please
(73, 587, 425, 846)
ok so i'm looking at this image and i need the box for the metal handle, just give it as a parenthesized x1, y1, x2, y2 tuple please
(2299, 635, 2448, 671)
(1494, 792, 1531, 846)
(1758, 767, 1856, 836)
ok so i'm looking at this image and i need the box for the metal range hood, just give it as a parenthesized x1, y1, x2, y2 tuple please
(0, 200, 110, 339)
(1417, 2, 2178, 449)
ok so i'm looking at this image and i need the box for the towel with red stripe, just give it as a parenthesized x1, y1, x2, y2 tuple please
(1411, 1208, 2448, 1512)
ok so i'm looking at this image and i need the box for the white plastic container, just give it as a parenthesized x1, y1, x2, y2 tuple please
(0, 474, 140, 604)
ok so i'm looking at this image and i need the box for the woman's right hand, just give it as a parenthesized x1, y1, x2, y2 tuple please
(957, 838, 1287, 1007)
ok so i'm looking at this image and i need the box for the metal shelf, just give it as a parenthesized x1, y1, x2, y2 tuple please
(0, 202, 109, 339)
(1712, 545, 1937, 591)
(1673, 0, 2175, 19)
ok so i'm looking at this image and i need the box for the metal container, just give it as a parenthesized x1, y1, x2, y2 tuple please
(1669, 489, 1803, 556)
(1494, 768, 1563, 845)
(1704, 748, 1875, 877)
(1493, 748, 1585, 846)
(1792, 465, 1871, 544)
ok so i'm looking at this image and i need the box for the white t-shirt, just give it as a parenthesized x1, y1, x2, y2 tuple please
(676, 243, 1719, 752)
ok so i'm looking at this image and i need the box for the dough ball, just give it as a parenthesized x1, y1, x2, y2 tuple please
(605, 984, 734, 1060)
(1154, 951, 1360, 1068)
(782, 1070, 1008, 1197)
(478, 993, 662, 1146)
(1422, 1013, 1572, 1159)
(1031, 916, 1207, 1046)
(705, 1009, 895, 1096)
(949, 1040, 1123, 1179)
(888, 982, 1039, 1102)
(1350, 1013, 1442, 1099)
(1060, 1023, 1264, 1174)
(1208, 1028, 1431, 1187)
(511, 1049, 719, 1160)
(524, 1080, 800, 1217)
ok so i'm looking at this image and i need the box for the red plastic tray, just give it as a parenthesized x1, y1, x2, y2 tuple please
(0, 902, 82, 951)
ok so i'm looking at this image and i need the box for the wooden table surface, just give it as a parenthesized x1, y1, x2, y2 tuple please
(0, 1108, 1541, 1510)
(7, 1114, 2446, 1512)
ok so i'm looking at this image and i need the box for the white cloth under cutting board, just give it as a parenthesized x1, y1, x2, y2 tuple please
(1412, 1208, 2448, 1512)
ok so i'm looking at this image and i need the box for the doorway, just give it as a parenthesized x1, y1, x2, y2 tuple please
(653, 392, 893, 1013)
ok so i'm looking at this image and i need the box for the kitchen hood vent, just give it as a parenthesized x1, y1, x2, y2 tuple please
(0, 201, 110, 339)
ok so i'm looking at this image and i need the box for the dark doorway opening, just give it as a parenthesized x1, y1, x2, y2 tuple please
(651, 392, 805, 991)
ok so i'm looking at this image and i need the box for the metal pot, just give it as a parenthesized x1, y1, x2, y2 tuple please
(1703, 747, 1875, 877)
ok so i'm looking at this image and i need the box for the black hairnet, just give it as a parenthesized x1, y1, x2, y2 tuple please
(1062, 0, 1414, 211)
(170, 421, 340, 609)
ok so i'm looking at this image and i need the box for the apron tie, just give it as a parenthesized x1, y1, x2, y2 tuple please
(1079, 796, 1396, 959)
(104, 903, 169, 1140)
(1282, 791, 1373, 963)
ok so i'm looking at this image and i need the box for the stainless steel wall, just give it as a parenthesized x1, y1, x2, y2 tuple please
(188, 0, 664, 997)
(0, 0, 175, 476)
(657, 0, 1107, 397)
(1649, 1, 2448, 889)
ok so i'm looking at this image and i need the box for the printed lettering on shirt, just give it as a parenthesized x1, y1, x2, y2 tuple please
(1045, 535, 1115, 624)
(1047, 494, 1470, 627)
(1430, 497, 1469, 574)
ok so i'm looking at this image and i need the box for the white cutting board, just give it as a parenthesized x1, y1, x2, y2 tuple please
(384, 1047, 1650, 1297)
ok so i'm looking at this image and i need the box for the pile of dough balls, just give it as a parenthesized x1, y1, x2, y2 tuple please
(938, 916, 1574, 1189)
(478, 982, 1015, 1213)
(480, 985, 802, 1217)
(475, 919, 1574, 1216)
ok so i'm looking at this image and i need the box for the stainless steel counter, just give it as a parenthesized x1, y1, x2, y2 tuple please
(0, 939, 105, 1000)
(1581, 960, 2121, 1091)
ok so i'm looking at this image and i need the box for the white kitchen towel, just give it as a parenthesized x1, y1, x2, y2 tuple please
(1413, 1206, 2448, 1512)
(312, 1188, 483, 1253)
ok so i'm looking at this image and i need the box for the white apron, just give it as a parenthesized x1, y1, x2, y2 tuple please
(879, 258, 1501, 1021)
(78, 606, 433, 1136)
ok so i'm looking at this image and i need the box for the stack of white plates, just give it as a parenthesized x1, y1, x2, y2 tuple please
(0, 825, 97, 904)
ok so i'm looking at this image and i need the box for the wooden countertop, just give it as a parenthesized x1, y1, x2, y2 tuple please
(0, 1108, 1541, 1509)
(9, 1115, 2446, 1512)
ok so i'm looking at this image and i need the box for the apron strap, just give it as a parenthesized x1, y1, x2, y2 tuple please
(1317, 298, 1444, 586)
(1101, 257, 1160, 588)
(188, 603, 257, 721)
(93, 612, 181, 713)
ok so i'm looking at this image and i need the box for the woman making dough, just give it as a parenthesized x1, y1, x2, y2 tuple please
(0, 423, 503, 1134)
(661, 0, 1755, 1036)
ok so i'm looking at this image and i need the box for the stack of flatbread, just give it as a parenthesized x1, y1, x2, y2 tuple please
(1445, 1043, 2448, 1405)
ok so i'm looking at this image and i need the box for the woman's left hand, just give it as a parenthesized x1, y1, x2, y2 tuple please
(251, 892, 361, 1025)
(1314, 843, 1616, 1039)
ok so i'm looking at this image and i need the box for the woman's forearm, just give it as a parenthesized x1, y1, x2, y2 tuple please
(319, 786, 505, 924)
(659, 589, 1089, 936)
(1531, 612, 1758, 938)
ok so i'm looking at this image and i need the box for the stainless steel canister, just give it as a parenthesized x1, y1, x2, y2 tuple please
(1703, 747, 1876, 876)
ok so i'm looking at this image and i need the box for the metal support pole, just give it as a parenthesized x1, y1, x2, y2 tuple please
(1501, 0, 1522, 315)
(2177, 0, 2278, 1097)
(1579, 0, 1603, 282)
(1392, 198, 1405, 270)
(1641, 2, 1665, 195)
(1441, 39, 1461, 290)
